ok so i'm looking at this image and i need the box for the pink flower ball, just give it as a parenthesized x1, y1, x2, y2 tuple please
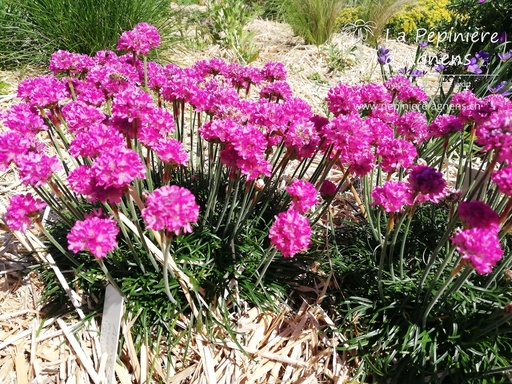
(142, 185, 199, 236)
(269, 209, 311, 258)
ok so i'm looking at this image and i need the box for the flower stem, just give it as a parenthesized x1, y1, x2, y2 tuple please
(162, 237, 177, 304)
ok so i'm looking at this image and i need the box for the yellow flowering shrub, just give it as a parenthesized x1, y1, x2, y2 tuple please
(386, 0, 453, 38)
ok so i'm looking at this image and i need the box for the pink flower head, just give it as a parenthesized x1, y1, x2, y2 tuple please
(359, 83, 392, 106)
(91, 147, 145, 189)
(49, 50, 95, 76)
(364, 118, 394, 146)
(458, 201, 499, 229)
(111, 85, 154, 123)
(4, 193, 47, 232)
(450, 90, 479, 124)
(259, 81, 292, 102)
(269, 209, 311, 258)
(153, 138, 189, 167)
(492, 166, 512, 195)
(67, 165, 126, 204)
(4, 104, 46, 136)
(61, 100, 106, 134)
(0, 131, 38, 171)
(396, 111, 429, 144)
(261, 61, 287, 82)
(286, 179, 318, 213)
(376, 137, 417, 174)
(371, 181, 412, 212)
(17, 75, 70, 109)
(326, 83, 362, 116)
(192, 58, 229, 78)
(67, 215, 119, 259)
(451, 227, 503, 274)
(408, 165, 446, 203)
(69, 123, 125, 158)
(428, 114, 464, 139)
(17, 152, 61, 187)
(117, 23, 160, 56)
(138, 107, 176, 147)
(141, 185, 199, 235)
(475, 109, 512, 162)
(384, 75, 411, 96)
(226, 63, 262, 90)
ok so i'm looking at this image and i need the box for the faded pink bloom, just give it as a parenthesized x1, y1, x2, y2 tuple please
(141, 185, 199, 235)
(269, 209, 311, 258)
(286, 180, 318, 213)
(458, 201, 500, 229)
(451, 227, 503, 274)
(371, 181, 412, 212)
(67, 215, 119, 259)
(117, 23, 160, 56)
(4, 193, 47, 232)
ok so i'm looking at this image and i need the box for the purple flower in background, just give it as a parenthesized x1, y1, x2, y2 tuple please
(435, 64, 446, 72)
(377, 46, 391, 64)
(410, 69, 425, 78)
(488, 81, 511, 96)
(418, 41, 428, 48)
(465, 57, 483, 74)
(475, 50, 490, 63)
(497, 31, 508, 44)
(498, 50, 512, 62)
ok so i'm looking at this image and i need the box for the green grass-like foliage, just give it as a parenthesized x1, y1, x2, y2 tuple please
(282, 0, 347, 46)
(329, 207, 512, 383)
(0, 0, 177, 69)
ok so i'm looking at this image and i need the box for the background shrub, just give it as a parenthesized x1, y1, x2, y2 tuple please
(385, 0, 453, 42)
(0, 0, 178, 69)
(281, 0, 347, 46)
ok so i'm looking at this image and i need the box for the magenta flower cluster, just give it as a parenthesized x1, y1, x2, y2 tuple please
(1, 22, 511, 280)
(4, 193, 47, 232)
(67, 213, 120, 259)
(141, 185, 200, 236)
